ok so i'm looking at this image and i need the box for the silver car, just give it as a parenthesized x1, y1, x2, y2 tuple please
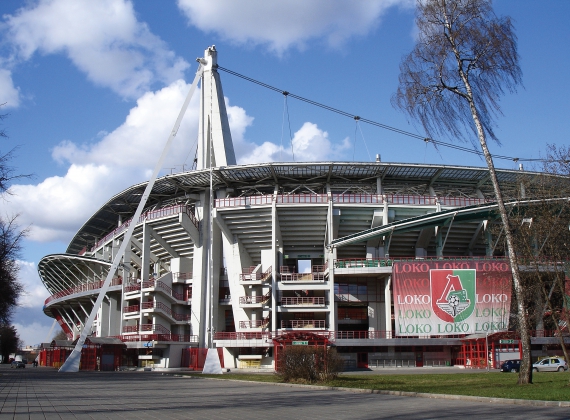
(532, 357, 568, 372)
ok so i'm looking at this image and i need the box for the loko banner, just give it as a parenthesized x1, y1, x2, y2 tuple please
(392, 259, 512, 337)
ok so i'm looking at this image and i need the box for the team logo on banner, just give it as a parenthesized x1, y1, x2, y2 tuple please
(430, 269, 476, 323)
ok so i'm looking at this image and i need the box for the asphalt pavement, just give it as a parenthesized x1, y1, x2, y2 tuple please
(0, 364, 568, 420)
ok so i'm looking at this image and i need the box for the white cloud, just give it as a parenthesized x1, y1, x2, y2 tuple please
(52, 79, 199, 168)
(7, 80, 201, 242)
(13, 260, 54, 346)
(177, 0, 413, 54)
(13, 320, 54, 346)
(237, 121, 350, 164)
(16, 260, 49, 308)
(0, 68, 20, 107)
(3, 0, 189, 99)
(291, 122, 351, 161)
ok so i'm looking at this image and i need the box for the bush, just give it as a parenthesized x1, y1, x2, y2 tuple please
(277, 346, 343, 383)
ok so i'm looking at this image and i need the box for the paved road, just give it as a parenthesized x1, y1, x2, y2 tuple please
(0, 365, 568, 420)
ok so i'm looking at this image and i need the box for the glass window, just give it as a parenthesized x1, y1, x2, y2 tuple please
(298, 260, 311, 273)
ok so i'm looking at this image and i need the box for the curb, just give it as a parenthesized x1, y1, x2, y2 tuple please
(185, 376, 570, 408)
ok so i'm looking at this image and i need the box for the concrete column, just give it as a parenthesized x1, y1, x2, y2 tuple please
(377, 176, 383, 194)
(384, 276, 392, 337)
(327, 197, 336, 333)
(486, 228, 494, 256)
(382, 200, 389, 256)
(435, 228, 443, 257)
(192, 194, 209, 347)
(271, 190, 278, 333)
(142, 222, 151, 281)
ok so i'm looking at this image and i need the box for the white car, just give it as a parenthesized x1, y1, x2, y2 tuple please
(532, 357, 568, 372)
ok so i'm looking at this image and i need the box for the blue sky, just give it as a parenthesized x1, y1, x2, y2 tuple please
(1, 0, 568, 346)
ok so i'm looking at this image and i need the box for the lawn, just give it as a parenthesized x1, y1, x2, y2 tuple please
(193, 371, 570, 401)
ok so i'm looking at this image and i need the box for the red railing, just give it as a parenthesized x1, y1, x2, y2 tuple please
(334, 258, 393, 269)
(280, 272, 326, 282)
(239, 294, 271, 305)
(123, 305, 140, 313)
(215, 195, 273, 208)
(312, 263, 328, 272)
(141, 301, 190, 321)
(124, 283, 141, 293)
(239, 266, 272, 282)
(173, 272, 193, 282)
(110, 334, 198, 343)
(89, 204, 198, 253)
(279, 264, 327, 282)
(213, 330, 560, 341)
(124, 279, 187, 301)
(44, 277, 123, 305)
(439, 196, 488, 206)
(122, 325, 139, 333)
(281, 320, 326, 329)
(281, 297, 325, 306)
(387, 194, 436, 205)
(277, 194, 328, 204)
(333, 330, 394, 339)
(529, 330, 567, 338)
(139, 323, 171, 334)
(334, 256, 509, 269)
(239, 319, 270, 328)
(214, 331, 272, 340)
(332, 194, 384, 204)
(212, 193, 493, 210)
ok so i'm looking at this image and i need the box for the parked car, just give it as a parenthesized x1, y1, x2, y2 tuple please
(11, 360, 25, 368)
(500, 359, 521, 373)
(532, 357, 568, 372)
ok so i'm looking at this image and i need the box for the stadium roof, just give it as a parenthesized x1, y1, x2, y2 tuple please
(66, 161, 547, 254)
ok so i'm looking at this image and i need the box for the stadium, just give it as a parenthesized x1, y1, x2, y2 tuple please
(38, 46, 569, 371)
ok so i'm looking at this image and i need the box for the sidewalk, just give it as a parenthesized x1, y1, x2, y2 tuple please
(0, 364, 567, 419)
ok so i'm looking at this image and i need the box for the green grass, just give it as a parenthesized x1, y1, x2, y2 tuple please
(189, 371, 570, 401)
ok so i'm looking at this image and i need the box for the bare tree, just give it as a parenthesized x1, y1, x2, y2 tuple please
(52, 329, 69, 341)
(0, 105, 28, 325)
(0, 324, 22, 363)
(0, 109, 30, 194)
(393, 0, 532, 383)
(509, 195, 570, 366)
(0, 215, 25, 325)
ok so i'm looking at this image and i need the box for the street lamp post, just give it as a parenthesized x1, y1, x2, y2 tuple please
(485, 331, 489, 372)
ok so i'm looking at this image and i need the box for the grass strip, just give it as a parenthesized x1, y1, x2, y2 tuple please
(190, 371, 570, 401)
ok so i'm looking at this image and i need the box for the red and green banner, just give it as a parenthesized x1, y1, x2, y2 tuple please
(392, 260, 512, 336)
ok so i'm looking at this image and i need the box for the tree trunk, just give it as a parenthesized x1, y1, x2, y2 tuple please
(460, 79, 533, 384)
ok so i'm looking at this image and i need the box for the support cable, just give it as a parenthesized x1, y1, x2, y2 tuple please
(216, 65, 552, 164)
(283, 92, 295, 161)
(352, 118, 358, 161)
(280, 95, 287, 161)
(356, 118, 372, 161)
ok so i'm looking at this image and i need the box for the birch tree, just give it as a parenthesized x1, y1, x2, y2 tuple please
(393, 0, 533, 383)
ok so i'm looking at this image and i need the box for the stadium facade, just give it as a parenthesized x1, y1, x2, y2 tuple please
(38, 46, 568, 370)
